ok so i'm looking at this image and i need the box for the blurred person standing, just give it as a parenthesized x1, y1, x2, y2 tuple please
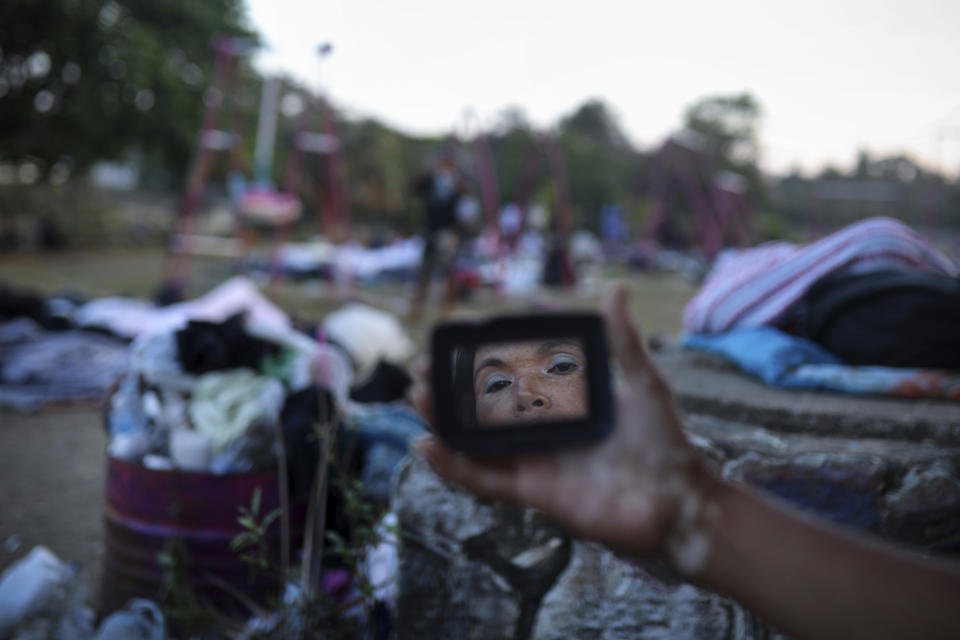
(600, 203, 628, 261)
(498, 201, 523, 247)
(411, 153, 466, 314)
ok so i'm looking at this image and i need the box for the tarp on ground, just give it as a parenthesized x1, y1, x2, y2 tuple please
(683, 327, 960, 401)
(0, 318, 129, 412)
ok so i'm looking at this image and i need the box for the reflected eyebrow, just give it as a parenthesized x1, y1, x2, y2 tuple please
(537, 339, 584, 354)
(473, 357, 505, 383)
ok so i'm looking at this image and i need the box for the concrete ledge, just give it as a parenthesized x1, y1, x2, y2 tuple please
(656, 349, 960, 445)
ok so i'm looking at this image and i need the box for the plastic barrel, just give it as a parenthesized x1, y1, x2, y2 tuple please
(99, 456, 304, 616)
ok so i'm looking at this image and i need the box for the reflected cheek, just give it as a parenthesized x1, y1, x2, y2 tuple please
(550, 374, 588, 415)
(476, 393, 513, 423)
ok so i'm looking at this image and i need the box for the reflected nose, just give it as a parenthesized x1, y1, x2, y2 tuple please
(515, 377, 551, 414)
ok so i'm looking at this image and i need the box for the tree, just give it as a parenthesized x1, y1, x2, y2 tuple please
(493, 105, 530, 136)
(555, 99, 644, 229)
(682, 92, 761, 170)
(0, 0, 256, 184)
(680, 91, 767, 222)
(559, 98, 632, 152)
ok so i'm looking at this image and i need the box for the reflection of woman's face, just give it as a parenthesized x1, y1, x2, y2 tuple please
(473, 339, 587, 425)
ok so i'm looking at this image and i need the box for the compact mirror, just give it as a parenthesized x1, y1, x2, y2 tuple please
(431, 313, 614, 455)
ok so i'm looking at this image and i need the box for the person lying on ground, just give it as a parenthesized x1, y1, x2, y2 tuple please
(412, 285, 960, 640)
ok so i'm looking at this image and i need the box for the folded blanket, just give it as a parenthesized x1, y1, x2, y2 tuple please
(684, 218, 957, 334)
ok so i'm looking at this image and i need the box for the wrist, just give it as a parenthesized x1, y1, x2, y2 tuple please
(664, 458, 725, 575)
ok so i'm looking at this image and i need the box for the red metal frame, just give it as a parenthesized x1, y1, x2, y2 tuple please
(642, 136, 752, 261)
(162, 37, 248, 296)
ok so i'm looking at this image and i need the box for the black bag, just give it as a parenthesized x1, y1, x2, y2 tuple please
(793, 269, 960, 369)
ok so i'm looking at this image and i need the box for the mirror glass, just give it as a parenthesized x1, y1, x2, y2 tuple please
(450, 337, 589, 428)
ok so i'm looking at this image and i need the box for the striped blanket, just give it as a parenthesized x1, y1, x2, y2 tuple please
(683, 217, 957, 334)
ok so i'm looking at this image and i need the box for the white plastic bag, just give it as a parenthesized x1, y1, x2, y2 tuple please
(0, 547, 74, 637)
(94, 599, 165, 640)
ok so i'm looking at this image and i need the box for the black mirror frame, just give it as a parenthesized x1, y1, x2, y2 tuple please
(431, 312, 614, 456)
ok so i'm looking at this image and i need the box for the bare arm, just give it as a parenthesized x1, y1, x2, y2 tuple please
(695, 475, 960, 640)
(414, 285, 960, 639)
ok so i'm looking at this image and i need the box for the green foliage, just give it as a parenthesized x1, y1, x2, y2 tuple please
(560, 99, 632, 152)
(773, 150, 960, 233)
(683, 92, 761, 169)
(488, 124, 531, 202)
(215, 423, 395, 639)
(0, 181, 173, 249)
(683, 92, 766, 205)
(157, 536, 219, 635)
(339, 116, 435, 226)
(276, 98, 651, 235)
(5, 0, 958, 246)
(231, 487, 282, 580)
(484, 101, 645, 231)
(0, 0, 256, 182)
(752, 208, 792, 242)
(325, 474, 393, 606)
(557, 132, 639, 230)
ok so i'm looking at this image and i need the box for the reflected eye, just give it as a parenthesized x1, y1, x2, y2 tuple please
(484, 378, 511, 394)
(548, 358, 579, 375)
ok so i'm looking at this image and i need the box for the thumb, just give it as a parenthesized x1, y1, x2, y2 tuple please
(604, 284, 655, 380)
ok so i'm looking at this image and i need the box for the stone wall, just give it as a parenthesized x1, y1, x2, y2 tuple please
(393, 349, 960, 639)
(395, 456, 788, 640)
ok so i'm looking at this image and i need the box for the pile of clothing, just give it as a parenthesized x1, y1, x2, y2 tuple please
(95, 280, 424, 495)
(107, 312, 320, 474)
(0, 277, 303, 413)
(2, 277, 426, 637)
(2, 273, 426, 493)
(682, 218, 960, 400)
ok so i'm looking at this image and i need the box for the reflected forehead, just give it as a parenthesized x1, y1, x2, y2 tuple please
(474, 338, 584, 364)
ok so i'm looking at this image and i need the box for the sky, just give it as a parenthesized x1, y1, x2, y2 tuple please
(245, 0, 960, 176)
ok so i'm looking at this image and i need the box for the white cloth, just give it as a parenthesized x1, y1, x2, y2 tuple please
(75, 276, 290, 339)
(323, 303, 415, 378)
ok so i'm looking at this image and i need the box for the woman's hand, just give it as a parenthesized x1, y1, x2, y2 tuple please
(413, 285, 960, 639)
(412, 285, 708, 557)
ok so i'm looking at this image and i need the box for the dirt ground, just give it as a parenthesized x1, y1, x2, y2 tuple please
(0, 247, 697, 598)
(0, 406, 107, 592)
